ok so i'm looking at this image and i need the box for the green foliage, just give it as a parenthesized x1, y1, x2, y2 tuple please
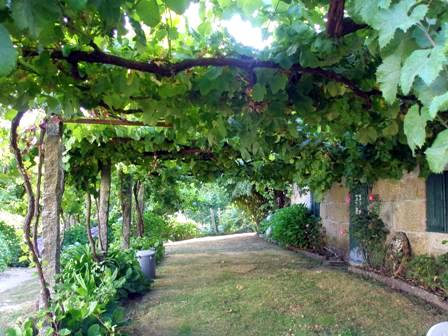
(130, 236, 165, 263)
(0, 221, 24, 270)
(9, 244, 150, 335)
(351, 209, 389, 268)
(0, 25, 17, 76)
(263, 204, 322, 250)
(406, 254, 440, 290)
(62, 224, 89, 248)
(167, 218, 202, 241)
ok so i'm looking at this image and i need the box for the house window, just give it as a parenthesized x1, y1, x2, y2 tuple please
(426, 172, 448, 233)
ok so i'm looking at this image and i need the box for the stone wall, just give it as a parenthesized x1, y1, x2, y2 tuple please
(321, 171, 448, 258)
(320, 183, 350, 256)
(372, 171, 448, 256)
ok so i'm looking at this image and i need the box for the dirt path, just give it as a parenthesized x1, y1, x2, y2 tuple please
(0, 268, 39, 334)
(126, 233, 447, 336)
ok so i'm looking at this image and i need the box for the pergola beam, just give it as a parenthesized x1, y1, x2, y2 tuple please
(63, 118, 172, 128)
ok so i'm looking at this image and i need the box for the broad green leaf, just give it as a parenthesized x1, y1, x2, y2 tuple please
(403, 104, 428, 154)
(252, 83, 266, 102)
(383, 120, 399, 137)
(165, 0, 189, 14)
(400, 46, 446, 95)
(378, 0, 391, 9)
(370, 0, 428, 48)
(4, 109, 17, 121)
(136, 0, 161, 27)
(0, 25, 17, 76)
(0, 0, 5, 9)
(429, 92, 448, 119)
(376, 53, 401, 104)
(67, 0, 87, 11)
(58, 329, 71, 336)
(11, 0, 60, 37)
(87, 324, 100, 336)
(269, 73, 288, 94)
(425, 129, 448, 172)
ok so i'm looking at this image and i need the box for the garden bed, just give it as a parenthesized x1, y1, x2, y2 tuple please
(348, 266, 448, 311)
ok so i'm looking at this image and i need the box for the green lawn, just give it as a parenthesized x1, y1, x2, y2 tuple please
(126, 234, 447, 336)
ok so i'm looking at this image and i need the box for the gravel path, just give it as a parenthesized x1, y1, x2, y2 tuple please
(0, 268, 39, 334)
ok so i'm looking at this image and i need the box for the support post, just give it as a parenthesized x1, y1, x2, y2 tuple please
(41, 118, 64, 290)
(120, 173, 132, 248)
(98, 160, 112, 254)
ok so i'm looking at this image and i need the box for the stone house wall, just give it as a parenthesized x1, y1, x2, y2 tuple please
(319, 184, 350, 256)
(319, 171, 448, 258)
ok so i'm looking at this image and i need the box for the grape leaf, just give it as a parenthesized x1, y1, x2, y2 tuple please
(403, 104, 428, 154)
(0, 25, 17, 77)
(136, 0, 161, 27)
(425, 129, 448, 173)
(429, 92, 448, 119)
(67, 0, 87, 11)
(165, 0, 189, 14)
(376, 53, 401, 104)
(252, 83, 266, 102)
(400, 46, 446, 95)
(269, 73, 288, 94)
(371, 0, 428, 48)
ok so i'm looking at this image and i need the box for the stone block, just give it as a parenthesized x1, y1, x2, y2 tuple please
(398, 174, 426, 201)
(404, 232, 429, 255)
(393, 200, 426, 232)
(372, 179, 400, 202)
(427, 233, 448, 256)
(325, 183, 349, 204)
(379, 201, 394, 230)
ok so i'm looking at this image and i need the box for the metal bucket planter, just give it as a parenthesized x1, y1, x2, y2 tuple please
(136, 249, 156, 280)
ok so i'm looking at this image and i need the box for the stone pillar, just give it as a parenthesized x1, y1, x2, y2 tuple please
(98, 160, 111, 254)
(120, 172, 132, 249)
(41, 118, 64, 288)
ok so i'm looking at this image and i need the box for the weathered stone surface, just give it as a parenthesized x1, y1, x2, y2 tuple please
(427, 233, 448, 255)
(384, 232, 411, 276)
(41, 120, 63, 288)
(393, 200, 426, 232)
(372, 179, 400, 202)
(405, 232, 429, 255)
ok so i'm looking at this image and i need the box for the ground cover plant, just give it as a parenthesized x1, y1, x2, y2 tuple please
(0, 221, 25, 271)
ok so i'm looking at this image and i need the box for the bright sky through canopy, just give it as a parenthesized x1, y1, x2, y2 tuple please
(185, 3, 270, 50)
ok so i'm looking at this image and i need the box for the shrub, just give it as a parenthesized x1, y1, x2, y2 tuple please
(144, 213, 171, 240)
(351, 210, 389, 268)
(406, 254, 439, 289)
(0, 221, 24, 270)
(168, 219, 201, 241)
(62, 224, 89, 248)
(265, 204, 322, 250)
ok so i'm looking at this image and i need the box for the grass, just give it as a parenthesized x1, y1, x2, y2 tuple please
(126, 234, 447, 336)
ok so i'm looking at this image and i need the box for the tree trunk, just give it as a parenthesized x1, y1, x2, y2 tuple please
(133, 180, 145, 238)
(10, 111, 52, 310)
(210, 208, 218, 233)
(98, 160, 112, 254)
(85, 193, 99, 261)
(274, 190, 289, 209)
(41, 118, 64, 291)
(217, 208, 223, 227)
(33, 126, 45, 257)
(120, 173, 132, 248)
